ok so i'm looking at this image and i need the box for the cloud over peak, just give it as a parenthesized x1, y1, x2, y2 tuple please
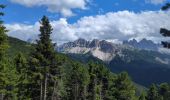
(6, 10, 170, 44)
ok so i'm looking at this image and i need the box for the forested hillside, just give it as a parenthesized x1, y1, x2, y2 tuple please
(67, 52, 170, 87)
(7, 37, 32, 57)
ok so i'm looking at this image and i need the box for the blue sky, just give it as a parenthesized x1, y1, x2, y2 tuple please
(2, 0, 170, 44)
(1, 0, 166, 24)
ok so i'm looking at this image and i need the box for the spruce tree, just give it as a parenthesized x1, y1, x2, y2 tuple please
(29, 16, 57, 100)
(146, 84, 163, 100)
(0, 4, 9, 99)
(87, 62, 98, 100)
(112, 72, 136, 100)
(0, 4, 8, 60)
(107, 73, 117, 100)
(87, 62, 111, 100)
(160, 3, 170, 49)
(139, 92, 146, 100)
(158, 83, 170, 100)
(66, 62, 89, 100)
(14, 53, 29, 99)
(96, 64, 110, 100)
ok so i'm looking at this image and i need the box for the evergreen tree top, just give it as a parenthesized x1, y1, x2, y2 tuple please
(162, 3, 170, 10)
(40, 16, 51, 27)
(0, 5, 5, 9)
(0, 4, 8, 60)
(38, 16, 53, 45)
(0, 5, 5, 24)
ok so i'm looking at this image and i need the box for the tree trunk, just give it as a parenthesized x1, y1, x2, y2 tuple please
(52, 81, 59, 100)
(74, 83, 78, 100)
(43, 74, 47, 100)
(92, 78, 97, 100)
(76, 83, 79, 100)
(40, 81, 43, 100)
(0, 93, 4, 100)
(100, 81, 103, 100)
(82, 86, 87, 100)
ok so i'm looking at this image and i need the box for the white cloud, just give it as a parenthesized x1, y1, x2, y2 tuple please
(5, 10, 170, 44)
(5, 22, 39, 41)
(10, 0, 89, 17)
(145, 0, 166, 5)
(6, 19, 77, 44)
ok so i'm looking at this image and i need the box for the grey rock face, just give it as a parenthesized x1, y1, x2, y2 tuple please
(123, 39, 161, 51)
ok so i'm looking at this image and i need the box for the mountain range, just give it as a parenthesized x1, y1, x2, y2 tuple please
(58, 38, 170, 86)
(9, 37, 170, 87)
(58, 38, 133, 62)
(123, 39, 161, 51)
(58, 38, 170, 64)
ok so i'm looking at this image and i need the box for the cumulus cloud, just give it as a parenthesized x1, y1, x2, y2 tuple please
(145, 0, 166, 5)
(5, 10, 170, 44)
(5, 22, 39, 41)
(10, 0, 89, 17)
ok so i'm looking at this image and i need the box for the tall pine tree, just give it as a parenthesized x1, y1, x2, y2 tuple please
(66, 62, 89, 100)
(0, 4, 9, 99)
(14, 52, 30, 99)
(111, 72, 136, 100)
(139, 92, 146, 100)
(87, 62, 98, 100)
(146, 84, 163, 100)
(0, 4, 8, 60)
(158, 83, 170, 100)
(29, 16, 57, 100)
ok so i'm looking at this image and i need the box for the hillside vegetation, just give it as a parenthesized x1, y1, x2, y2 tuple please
(7, 37, 32, 57)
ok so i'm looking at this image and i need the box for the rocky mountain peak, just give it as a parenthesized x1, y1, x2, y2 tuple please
(123, 38, 160, 51)
(57, 38, 170, 63)
(74, 38, 89, 47)
(98, 40, 116, 53)
(89, 39, 100, 48)
(58, 38, 133, 62)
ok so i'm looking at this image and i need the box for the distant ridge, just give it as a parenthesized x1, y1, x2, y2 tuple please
(123, 38, 161, 51)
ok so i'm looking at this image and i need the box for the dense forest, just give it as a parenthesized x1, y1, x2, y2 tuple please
(0, 4, 170, 100)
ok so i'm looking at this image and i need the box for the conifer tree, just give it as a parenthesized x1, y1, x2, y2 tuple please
(87, 62, 111, 100)
(0, 59, 18, 100)
(0, 4, 7, 58)
(0, 4, 8, 60)
(139, 92, 146, 100)
(158, 83, 170, 100)
(29, 16, 56, 100)
(0, 4, 9, 99)
(66, 62, 89, 100)
(95, 64, 110, 100)
(107, 73, 117, 100)
(160, 3, 170, 49)
(14, 53, 29, 99)
(112, 72, 136, 100)
(146, 84, 163, 100)
(87, 62, 98, 100)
